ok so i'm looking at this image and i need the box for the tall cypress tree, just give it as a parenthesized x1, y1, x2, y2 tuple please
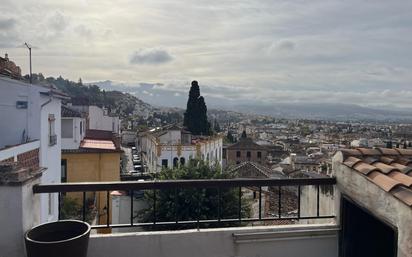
(183, 81, 211, 135)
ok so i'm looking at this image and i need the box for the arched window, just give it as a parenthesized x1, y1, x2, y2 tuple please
(173, 157, 179, 168)
(180, 157, 185, 166)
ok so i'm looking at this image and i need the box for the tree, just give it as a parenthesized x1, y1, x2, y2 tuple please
(138, 160, 250, 230)
(183, 81, 211, 135)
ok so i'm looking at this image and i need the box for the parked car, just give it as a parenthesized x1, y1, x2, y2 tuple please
(134, 165, 142, 171)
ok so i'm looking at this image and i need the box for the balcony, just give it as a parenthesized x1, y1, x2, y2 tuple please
(31, 177, 338, 257)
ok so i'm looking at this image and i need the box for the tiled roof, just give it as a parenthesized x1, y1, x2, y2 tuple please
(61, 105, 81, 117)
(340, 148, 412, 207)
(230, 161, 285, 179)
(80, 139, 116, 150)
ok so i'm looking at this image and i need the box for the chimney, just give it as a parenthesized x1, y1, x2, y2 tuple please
(4, 53, 8, 60)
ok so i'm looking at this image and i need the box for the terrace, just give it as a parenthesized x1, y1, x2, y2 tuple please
(1, 148, 411, 257)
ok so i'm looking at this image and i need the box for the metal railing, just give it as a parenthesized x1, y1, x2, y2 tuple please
(33, 178, 336, 230)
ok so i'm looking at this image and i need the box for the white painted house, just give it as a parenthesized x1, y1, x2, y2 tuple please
(139, 125, 223, 173)
(61, 105, 86, 150)
(71, 105, 121, 133)
(0, 76, 67, 223)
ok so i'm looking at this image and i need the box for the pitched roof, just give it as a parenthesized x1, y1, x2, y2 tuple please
(61, 105, 81, 117)
(227, 138, 267, 150)
(230, 161, 285, 179)
(340, 148, 412, 207)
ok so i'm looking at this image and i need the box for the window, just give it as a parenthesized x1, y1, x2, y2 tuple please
(223, 149, 227, 159)
(161, 159, 168, 168)
(48, 114, 57, 146)
(247, 151, 251, 158)
(80, 121, 83, 135)
(257, 151, 262, 159)
(180, 157, 185, 166)
(236, 151, 241, 158)
(62, 119, 73, 138)
(173, 157, 179, 168)
(61, 159, 67, 182)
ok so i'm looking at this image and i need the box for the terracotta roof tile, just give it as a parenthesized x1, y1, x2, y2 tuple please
(340, 149, 362, 157)
(80, 139, 116, 150)
(395, 148, 412, 156)
(391, 163, 412, 174)
(343, 156, 362, 168)
(363, 157, 379, 165)
(357, 148, 381, 156)
(387, 171, 412, 187)
(391, 187, 412, 206)
(395, 157, 412, 166)
(372, 162, 400, 174)
(380, 156, 394, 165)
(339, 147, 412, 207)
(376, 148, 400, 156)
(353, 162, 379, 175)
(367, 171, 402, 192)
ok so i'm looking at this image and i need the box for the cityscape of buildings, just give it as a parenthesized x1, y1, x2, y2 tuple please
(1, 11, 412, 255)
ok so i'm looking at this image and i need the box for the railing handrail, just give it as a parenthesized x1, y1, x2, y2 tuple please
(33, 177, 336, 193)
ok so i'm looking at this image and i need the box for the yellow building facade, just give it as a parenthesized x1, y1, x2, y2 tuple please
(62, 151, 121, 233)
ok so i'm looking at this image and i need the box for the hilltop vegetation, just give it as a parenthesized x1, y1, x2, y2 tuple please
(24, 73, 153, 119)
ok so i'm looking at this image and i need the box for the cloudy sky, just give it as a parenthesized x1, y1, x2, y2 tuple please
(1, 0, 412, 108)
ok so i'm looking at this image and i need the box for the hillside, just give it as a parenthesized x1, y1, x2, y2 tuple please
(23, 74, 154, 119)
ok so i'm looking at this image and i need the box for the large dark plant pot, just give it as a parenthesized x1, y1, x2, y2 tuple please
(25, 220, 91, 257)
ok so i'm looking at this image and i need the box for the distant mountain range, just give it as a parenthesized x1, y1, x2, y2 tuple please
(88, 80, 412, 122)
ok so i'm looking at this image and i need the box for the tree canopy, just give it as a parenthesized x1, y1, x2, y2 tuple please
(138, 160, 250, 230)
(183, 81, 211, 135)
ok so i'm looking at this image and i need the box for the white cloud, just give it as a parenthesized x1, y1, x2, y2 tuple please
(130, 48, 173, 65)
(1, 0, 412, 108)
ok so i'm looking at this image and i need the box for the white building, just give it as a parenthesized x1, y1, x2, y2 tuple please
(61, 105, 86, 150)
(71, 105, 121, 133)
(139, 125, 223, 173)
(0, 76, 66, 223)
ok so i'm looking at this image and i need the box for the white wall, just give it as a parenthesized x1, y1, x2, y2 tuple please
(61, 117, 85, 150)
(88, 106, 120, 133)
(0, 178, 41, 257)
(88, 225, 338, 257)
(0, 77, 43, 148)
(39, 95, 61, 223)
(0, 77, 61, 223)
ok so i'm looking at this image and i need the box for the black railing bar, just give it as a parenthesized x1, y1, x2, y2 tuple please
(89, 215, 336, 229)
(106, 191, 110, 227)
(297, 185, 301, 219)
(258, 187, 262, 220)
(82, 191, 86, 222)
(33, 178, 336, 193)
(130, 190, 134, 226)
(238, 187, 242, 222)
(217, 187, 221, 222)
(153, 189, 157, 224)
(317, 185, 320, 217)
(174, 188, 178, 224)
(278, 186, 281, 218)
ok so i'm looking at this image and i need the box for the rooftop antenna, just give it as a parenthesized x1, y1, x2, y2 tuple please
(24, 42, 32, 84)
